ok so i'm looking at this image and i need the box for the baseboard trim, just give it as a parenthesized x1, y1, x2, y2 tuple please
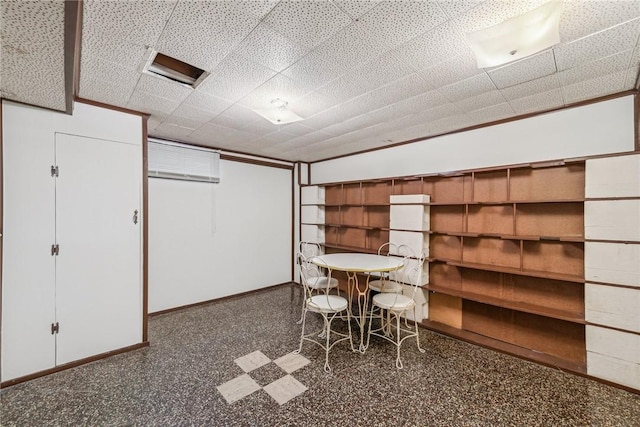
(149, 282, 296, 317)
(1, 341, 149, 389)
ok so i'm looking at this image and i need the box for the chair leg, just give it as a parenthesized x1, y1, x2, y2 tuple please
(294, 308, 307, 354)
(395, 313, 403, 369)
(323, 314, 332, 373)
(414, 316, 426, 354)
(296, 287, 307, 325)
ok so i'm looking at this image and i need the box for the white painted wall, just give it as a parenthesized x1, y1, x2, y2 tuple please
(2, 100, 143, 381)
(311, 95, 635, 183)
(148, 160, 292, 313)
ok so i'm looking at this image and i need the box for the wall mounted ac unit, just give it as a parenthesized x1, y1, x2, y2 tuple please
(148, 140, 220, 183)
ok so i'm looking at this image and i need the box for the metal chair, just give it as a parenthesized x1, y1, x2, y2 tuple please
(366, 253, 426, 369)
(295, 242, 339, 324)
(368, 243, 413, 294)
(294, 254, 355, 373)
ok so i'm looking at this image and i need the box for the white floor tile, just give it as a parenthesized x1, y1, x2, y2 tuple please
(217, 374, 261, 404)
(263, 375, 308, 405)
(235, 350, 271, 373)
(274, 352, 311, 374)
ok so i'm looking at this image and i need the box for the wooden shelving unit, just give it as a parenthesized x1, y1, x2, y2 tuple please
(304, 161, 588, 371)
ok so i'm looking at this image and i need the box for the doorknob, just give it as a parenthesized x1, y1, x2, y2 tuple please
(133, 210, 139, 224)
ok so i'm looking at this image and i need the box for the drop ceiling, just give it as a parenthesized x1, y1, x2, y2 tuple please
(2, 0, 639, 162)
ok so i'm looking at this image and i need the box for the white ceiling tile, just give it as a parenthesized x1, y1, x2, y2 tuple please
(82, 0, 177, 46)
(332, 0, 382, 19)
(198, 54, 277, 103)
(390, 90, 451, 114)
(499, 74, 561, 101)
(262, 0, 352, 49)
(393, 20, 470, 72)
(317, 53, 416, 105)
(1, 0, 66, 111)
(276, 123, 316, 137)
(81, 35, 149, 70)
(238, 74, 309, 110)
(626, 66, 640, 89)
(181, 92, 232, 116)
(147, 117, 162, 131)
(359, 1, 449, 48)
(312, 22, 390, 70)
(212, 104, 260, 129)
(281, 50, 349, 91)
(79, 56, 140, 90)
(558, 50, 632, 86)
(127, 90, 180, 116)
(437, 0, 484, 19)
(155, 1, 260, 71)
(234, 24, 310, 72)
(554, 18, 640, 71)
(508, 89, 565, 115)
(487, 50, 557, 89)
(560, 0, 640, 43)
(439, 73, 496, 102)
(467, 102, 515, 124)
(452, 0, 548, 34)
(289, 91, 336, 119)
(427, 113, 475, 135)
(251, 131, 298, 145)
(163, 110, 212, 129)
(79, 78, 136, 109)
(234, 0, 280, 19)
(135, 74, 192, 102)
(563, 70, 628, 104)
(153, 122, 197, 140)
(418, 49, 483, 88)
(455, 90, 507, 112)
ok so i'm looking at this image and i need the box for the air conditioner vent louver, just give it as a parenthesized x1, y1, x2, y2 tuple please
(148, 140, 220, 183)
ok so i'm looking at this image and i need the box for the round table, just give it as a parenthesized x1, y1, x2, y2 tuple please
(311, 252, 404, 352)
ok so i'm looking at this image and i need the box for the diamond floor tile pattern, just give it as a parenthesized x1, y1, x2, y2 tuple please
(219, 351, 311, 405)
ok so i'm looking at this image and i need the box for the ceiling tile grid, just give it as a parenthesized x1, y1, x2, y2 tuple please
(487, 50, 557, 89)
(261, 0, 352, 49)
(1, 0, 66, 110)
(508, 88, 565, 115)
(4, 0, 640, 162)
(554, 18, 640, 71)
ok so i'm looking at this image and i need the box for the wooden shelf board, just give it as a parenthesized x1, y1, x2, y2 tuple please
(429, 199, 584, 206)
(322, 243, 378, 254)
(426, 285, 585, 324)
(420, 320, 587, 375)
(440, 260, 585, 283)
(430, 231, 584, 243)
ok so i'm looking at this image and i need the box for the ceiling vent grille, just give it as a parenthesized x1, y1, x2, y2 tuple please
(148, 140, 220, 183)
(140, 49, 209, 88)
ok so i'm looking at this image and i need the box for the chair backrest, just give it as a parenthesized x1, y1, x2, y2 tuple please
(395, 252, 426, 299)
(298, 253, 343, 311)
(299, 241, 322, 259)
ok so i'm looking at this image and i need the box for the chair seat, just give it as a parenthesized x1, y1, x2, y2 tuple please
(372, 293, 415, 311)
(368, 279, 403, 293)
(307, 276, 339, 290)
(308, 295, 349, 313)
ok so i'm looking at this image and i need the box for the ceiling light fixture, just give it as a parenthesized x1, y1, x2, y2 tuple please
(466, 1, 564, 68)
(253, 98, 304, 125)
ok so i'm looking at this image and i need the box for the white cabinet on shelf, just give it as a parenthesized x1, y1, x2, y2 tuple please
(389, 194, 430, 321)
(300, 185, 325, 245)
(1, 101, 143, 383)
(584, 154, 640, 391)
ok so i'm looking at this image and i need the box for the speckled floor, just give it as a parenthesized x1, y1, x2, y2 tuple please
(1, 284, 639, 426)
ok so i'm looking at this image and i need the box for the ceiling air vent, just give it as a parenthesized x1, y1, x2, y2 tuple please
(140, 48, 209, 88)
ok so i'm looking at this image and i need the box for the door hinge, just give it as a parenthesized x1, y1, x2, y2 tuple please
(51, 165, 59, 177)
(51, 322, 59, 334)
(51, 244, 60, 256)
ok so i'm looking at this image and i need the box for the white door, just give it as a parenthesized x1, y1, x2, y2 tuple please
(1, 116, 56, 382)
(54, 133, 141, 365)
